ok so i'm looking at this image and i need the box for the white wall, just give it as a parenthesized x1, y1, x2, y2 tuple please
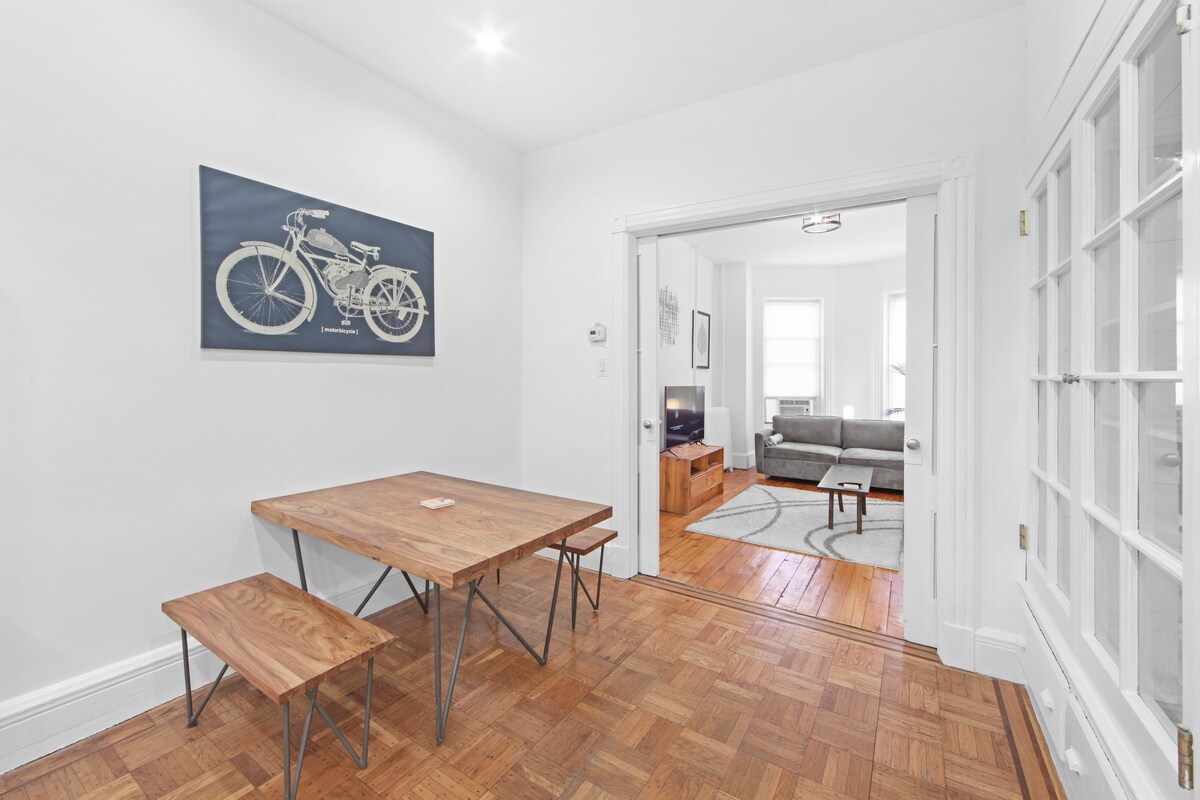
(750, 258, 907, 437)
(521, 9, 1028, 649)
(656, 238, 716, 405)
(0, 0, 522, 769)
(1024, 0, 1107, 144)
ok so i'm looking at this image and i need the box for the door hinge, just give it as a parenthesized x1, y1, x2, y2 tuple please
(1019, 210, 1029, 236)
(1180, 726, 1194, 790)
(1179, 0, 1194, 34)
(1019, 524, 1029, 551)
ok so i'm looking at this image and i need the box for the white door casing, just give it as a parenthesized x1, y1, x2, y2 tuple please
(613, 158, 978, 667)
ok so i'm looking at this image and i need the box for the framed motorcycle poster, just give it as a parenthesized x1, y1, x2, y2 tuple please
(199, 166, 434, 356)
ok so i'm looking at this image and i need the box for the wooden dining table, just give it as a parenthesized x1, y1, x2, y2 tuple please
(250, 471, 613, 744)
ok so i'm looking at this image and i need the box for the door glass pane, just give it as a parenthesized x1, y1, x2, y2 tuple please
(1037, 286, 1049, 374)
(1094, 240, 1120, 372)
(1094, 381, 1120, 516)
(1057, 159, 1072, 264)
(1138, 19, 1183, 195)
(1057, 384, 1071, 487)
(1095, 91, 1120, 229)
(1038, 382, 1050, 471)
(1057, 491, 1071, 596)
(1137, 381, 1183, 557)
(1037, 191, 1049, 277)
(1058, 269, 1072, 372)
(1138, 554, 1182, 730)
(1037, 481, 1049, 568)
(1138, 194, 1182, 372)
(1092, 521, 1119, 661)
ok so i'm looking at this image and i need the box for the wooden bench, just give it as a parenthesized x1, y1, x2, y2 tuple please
(162, 573, 396, 800)
(551, 527, 618, 629)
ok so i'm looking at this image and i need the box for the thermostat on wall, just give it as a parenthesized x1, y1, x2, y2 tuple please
(588, 323, 607, 342)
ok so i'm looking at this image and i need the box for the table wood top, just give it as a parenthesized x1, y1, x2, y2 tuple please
(162, 573, 396, 705)
(816, 465, 874, 495)
(251, 472, 613, 588)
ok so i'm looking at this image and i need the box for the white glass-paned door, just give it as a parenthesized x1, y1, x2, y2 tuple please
(1025, 4, 1194, 795)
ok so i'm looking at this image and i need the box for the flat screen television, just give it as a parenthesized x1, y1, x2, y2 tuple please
(663, 385, 705, 449)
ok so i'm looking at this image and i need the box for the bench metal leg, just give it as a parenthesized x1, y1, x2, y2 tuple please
(180, 629, 228, 728)
(283, 658, 376, 800)
(567, 546, 607, 630)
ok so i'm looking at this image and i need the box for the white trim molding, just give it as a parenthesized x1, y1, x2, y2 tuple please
(613, 157, 997, 669)
(0, 572, 419, 774)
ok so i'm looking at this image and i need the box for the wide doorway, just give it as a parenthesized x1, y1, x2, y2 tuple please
(635, 197, 938, 642)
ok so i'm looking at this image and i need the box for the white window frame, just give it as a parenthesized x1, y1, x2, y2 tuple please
(761, 297, 824, 421)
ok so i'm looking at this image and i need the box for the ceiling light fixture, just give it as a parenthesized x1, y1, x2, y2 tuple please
(475, 31, 504, 54)
(801, 213, 841, 234)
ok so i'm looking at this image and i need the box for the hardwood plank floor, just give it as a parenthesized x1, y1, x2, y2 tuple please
(0, 556, 1063, 799)
(660, 469, 907, 639)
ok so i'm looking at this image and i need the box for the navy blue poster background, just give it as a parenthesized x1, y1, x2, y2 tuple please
(200, 166, 435, 356)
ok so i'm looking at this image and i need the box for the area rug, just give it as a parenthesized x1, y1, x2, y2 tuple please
(685, 484, 904, 570)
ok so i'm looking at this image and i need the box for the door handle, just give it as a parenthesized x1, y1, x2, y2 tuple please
(905, 438, 921, 451)
(642, 419, 654, 429)
(1162, 452, 1182, 468)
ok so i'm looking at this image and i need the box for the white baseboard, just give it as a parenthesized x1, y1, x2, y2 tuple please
(937, 621, 976, 672)
(534, 542, 631, 579)
(0, 572, 417, 774)
(732, 452, 754, 470)
(973, 626, 1025, 683)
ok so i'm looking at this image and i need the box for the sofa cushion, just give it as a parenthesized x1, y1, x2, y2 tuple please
(772, 415, 843, 447)
(842, 419, 904, 452)
(840, 447, 904, 472)
(765, 441, 842, 464)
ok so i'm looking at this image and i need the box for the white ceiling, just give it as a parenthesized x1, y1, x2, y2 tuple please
(244, 0, 1022, 152)
(675, 202, 906, 267)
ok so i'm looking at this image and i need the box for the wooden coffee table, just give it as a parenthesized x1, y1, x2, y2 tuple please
(817, 465, 874, 535)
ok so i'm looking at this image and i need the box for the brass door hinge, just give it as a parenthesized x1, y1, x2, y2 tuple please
(1179, 0, 1194, 34)
(1181, 726, 1194, 790)
(1019, 524, 1029, 551)
(1019, 210, 1029, 236)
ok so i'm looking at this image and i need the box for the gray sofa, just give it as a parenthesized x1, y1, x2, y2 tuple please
(754, 415, 905, 490)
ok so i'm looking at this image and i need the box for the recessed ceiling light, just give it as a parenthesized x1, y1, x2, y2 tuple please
(475, 31, 504, 54)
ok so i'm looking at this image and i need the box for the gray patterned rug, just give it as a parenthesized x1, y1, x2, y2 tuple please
(685, 484, 903, 570)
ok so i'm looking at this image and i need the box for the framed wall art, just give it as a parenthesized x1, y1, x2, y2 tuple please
(200, 166, 435, 356)
(693, 310, 711, 369)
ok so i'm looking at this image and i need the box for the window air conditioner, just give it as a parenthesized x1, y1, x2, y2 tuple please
(765, 397, 815, 421)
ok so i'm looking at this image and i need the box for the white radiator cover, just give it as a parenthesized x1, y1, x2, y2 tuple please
(706, 406, 733, 470)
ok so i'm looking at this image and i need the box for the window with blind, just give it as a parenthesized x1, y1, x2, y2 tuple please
(763, 299, 822, 418)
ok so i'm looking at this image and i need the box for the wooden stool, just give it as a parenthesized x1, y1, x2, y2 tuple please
(551, 527, 618, 629)
(162, 573, 396, 800)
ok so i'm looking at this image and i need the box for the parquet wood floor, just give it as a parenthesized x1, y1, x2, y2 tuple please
(660, 470, 906, 639)
(1, 556, 1062, 799)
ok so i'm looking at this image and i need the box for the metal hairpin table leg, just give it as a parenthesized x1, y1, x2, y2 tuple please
(431, 549, 568, 744)
(472, 545, 567, 665)
(433, 582, 477, 746)
(292, 529, 308, 592)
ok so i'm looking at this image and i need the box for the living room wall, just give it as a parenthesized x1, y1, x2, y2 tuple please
(520, 8, 1028, 665)
(0, 0, 523, 770)
(750, 257, 907, 431)
(656, 238, 718, 447)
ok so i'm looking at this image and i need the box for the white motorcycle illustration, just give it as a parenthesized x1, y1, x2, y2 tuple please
(216, 208, 428, 342)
